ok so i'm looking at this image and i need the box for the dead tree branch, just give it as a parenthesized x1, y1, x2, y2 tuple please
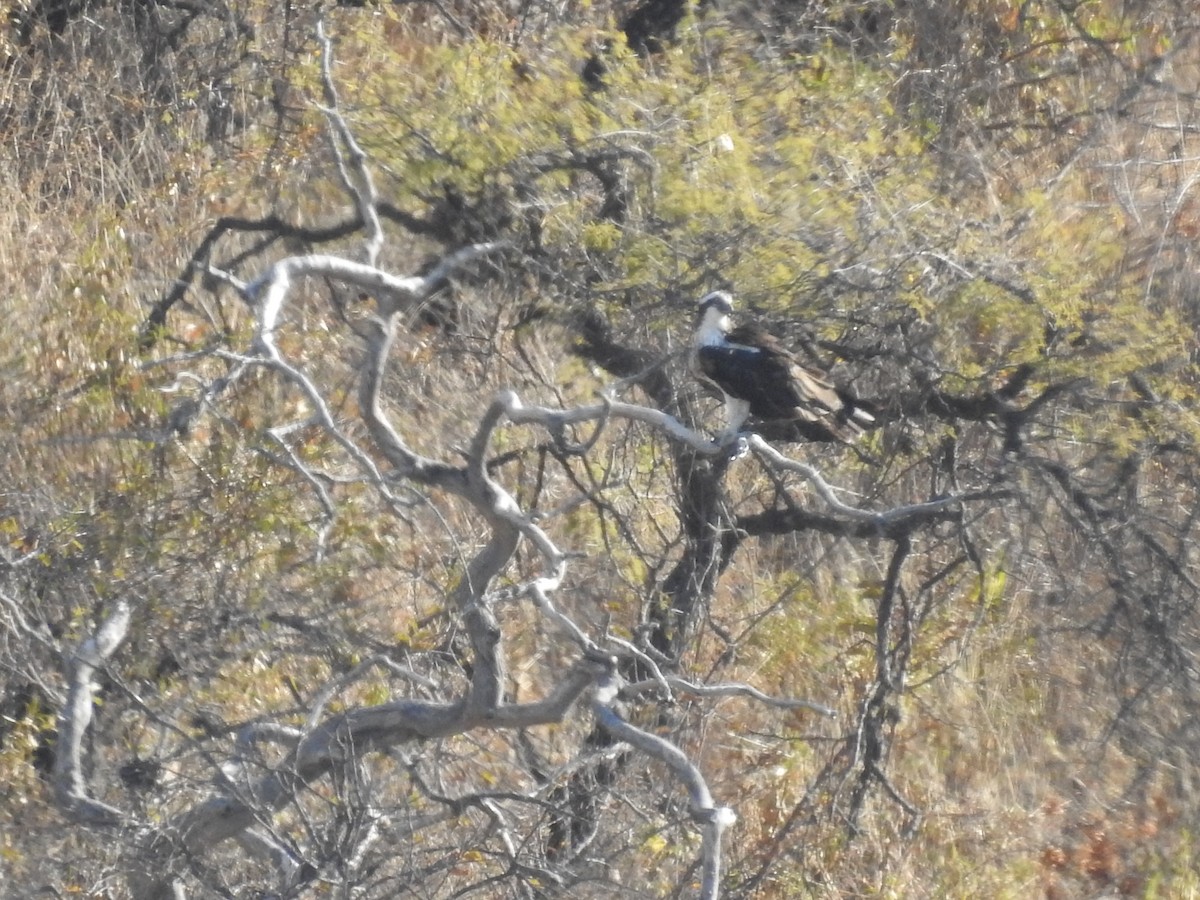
(53, 602, 131, 827)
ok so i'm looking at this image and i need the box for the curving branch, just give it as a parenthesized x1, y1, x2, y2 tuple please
(138, 205, 476, 349)
(53, 602, 131, 827)
(127, 658, 607, 900)
(593, 672, 736, 900)
(316, 20, 384, 267)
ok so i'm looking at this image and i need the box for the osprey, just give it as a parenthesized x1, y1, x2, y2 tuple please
(692, 291, 874, 443)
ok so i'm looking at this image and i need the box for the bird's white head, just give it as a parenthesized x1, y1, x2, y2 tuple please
(694, 291, 734, 346)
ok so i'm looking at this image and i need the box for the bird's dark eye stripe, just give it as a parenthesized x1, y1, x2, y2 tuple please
(699, 293, 733, 315)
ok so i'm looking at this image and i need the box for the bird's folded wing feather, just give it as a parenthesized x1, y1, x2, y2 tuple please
(787, 362, 845, 417)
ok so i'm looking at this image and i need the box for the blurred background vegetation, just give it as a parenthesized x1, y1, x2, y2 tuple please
(3, 0, 1200, 896)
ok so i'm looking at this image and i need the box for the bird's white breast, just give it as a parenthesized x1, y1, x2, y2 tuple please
(694, 307, 731, 347)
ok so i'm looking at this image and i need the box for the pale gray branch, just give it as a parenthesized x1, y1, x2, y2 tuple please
(305, 654, 440, 730)
(525, 580, 598, 651)
(622, 674, 837, 718)
(53, 602, 131, 827)
(317, 20, 384, 266)
(234, 722, 303, 753)
(0, 588, 61, 663)
(605, 633, 673, 700)
(501, 391, 724, 455)
(264, 422, 337, 556)
(592, 674, 735, 900)
(234, 828, 305, 889)
(748, 435, 970, 527)
(129, 659, 605, 900)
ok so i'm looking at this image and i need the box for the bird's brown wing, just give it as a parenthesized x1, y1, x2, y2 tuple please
(726, 323, 871, 441)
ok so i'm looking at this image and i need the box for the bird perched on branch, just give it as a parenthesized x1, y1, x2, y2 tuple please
(691, 291, 875, 443)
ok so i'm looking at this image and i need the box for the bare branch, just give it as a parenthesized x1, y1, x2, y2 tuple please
(316, 20, 384, 266)
(53, 602, 131, 827)
(128, 656, 608, 899)
(621, 674, 837, 718)
(264, 421, 338, 557)
(593, 674, 736, 900)
(235, 722, 303, 753)
(502, 391, 724, 454)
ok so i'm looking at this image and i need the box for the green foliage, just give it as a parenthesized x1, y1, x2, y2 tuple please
(342, 20, 942, 305)
(336, 6, 1192, 455)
